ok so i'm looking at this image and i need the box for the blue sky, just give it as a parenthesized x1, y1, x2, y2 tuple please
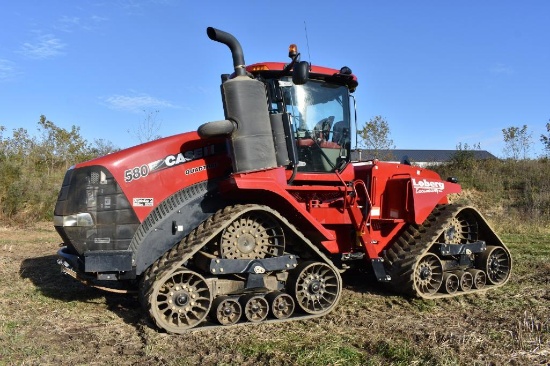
(1, 1, 549, 157)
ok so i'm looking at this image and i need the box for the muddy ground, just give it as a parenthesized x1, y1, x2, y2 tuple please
(0, 223, 548, 365)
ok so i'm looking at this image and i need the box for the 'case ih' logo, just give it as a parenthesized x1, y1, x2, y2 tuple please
(124, 143, 224, 183)
(412, 178, 445, 194)
(163, 145, 216, 168)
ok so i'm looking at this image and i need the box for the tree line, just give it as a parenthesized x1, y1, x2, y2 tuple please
(357, 116, 550, 227)
(359, 116, 550, 160)
(0, 115, 117, 221)
(1, 114, 549, 223)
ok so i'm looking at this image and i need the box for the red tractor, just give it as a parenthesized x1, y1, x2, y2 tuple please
(54, 27, 511, 333)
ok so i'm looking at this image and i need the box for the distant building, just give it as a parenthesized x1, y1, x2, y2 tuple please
(351, 149, 497, 167)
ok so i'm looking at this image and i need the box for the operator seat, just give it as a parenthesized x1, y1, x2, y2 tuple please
(331, 121, 345, 144)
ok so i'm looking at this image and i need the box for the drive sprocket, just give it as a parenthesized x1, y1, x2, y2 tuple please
(219, 211, 285, 259)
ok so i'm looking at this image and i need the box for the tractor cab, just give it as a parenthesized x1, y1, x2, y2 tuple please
(278, 77, 351, 172)
(247, 58, 357, 174)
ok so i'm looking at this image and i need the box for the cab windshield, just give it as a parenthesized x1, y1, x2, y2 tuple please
(280, 79, 351, 172)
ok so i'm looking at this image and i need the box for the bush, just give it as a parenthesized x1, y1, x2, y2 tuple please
(429, 158, 550, 232)
(0, 116, 116, 224)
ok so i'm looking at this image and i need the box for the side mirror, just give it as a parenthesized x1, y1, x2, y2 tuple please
(292, 61, 310, 85)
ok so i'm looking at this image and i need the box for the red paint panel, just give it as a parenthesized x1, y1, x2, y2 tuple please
(77, 132, 230, 222)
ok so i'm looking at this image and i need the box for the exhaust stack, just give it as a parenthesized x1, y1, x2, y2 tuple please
(207, 27, 246, 77)
(199, 27, 277, 174)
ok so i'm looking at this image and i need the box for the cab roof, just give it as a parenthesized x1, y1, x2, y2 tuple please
(246, 62, 358, 92)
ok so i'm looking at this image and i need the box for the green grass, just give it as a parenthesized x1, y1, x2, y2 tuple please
(232, 326, 367, 365)
(1, 181, 549, 366)
(372, 340, 451, 366)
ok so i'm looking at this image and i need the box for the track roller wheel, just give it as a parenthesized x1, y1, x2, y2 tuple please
(413, 253, 443, 295)
(453, 270, 473, 292)
(149, 269, 212, 333)
(466, 268, 487, 289)
(440, 272, 459, 294)
(476, 246, 511, 285)
(210, 296, 242, 326)
(289, 261, 341, 315)
(240, 294, 269, 322)
(266, 292, 295, 319)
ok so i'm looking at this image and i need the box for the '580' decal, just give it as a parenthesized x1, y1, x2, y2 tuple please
(123, 144, 223, 183)
(124, 165, 149, 182)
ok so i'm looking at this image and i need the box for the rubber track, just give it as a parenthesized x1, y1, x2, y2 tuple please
(383, 204, 510, 299)
(139, 204, 343, 333)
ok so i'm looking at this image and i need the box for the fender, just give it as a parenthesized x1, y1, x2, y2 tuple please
(130, 180, 226, 274)
(410, 177, 461, 224)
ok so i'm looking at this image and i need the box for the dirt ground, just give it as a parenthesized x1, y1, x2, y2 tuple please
(0, 223, 548, 365)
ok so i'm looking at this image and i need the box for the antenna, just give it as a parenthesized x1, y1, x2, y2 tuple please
(304, 21, 312, 64)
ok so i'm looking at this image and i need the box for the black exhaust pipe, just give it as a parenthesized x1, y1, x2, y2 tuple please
(206, 27, 246, 77)
(203, 26, 277, 173)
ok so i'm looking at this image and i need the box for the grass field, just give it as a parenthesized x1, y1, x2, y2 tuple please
(0, 223, 548, 365)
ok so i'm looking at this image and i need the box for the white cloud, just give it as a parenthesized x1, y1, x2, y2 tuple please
(19, 34, 66, 59)
(91, 15, 109, 23)
(490, 63, 513, 75)
(55, 16, 81, 32)
(0, 59, 17, 81)
(117, 0, 144, 11)
(103, 93, 177, 112)
(55, 15, 109, 32)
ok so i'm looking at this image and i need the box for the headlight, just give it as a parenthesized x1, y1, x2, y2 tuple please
(53, 213, 94, 227)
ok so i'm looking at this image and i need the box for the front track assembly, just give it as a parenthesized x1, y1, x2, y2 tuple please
(139, 204, 343, 334)
(383, 204, 512, 299)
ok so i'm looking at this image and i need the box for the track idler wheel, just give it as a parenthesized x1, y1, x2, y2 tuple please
(240, 294, 269, 322)
(266, 292, 295, 319)
(210, 296, 242, 326)
(413, 253, 443, 295)
(440, 272, 459, 294)
(149, 269, 212, 333)
(289, 261, 342, 315)
(476, 246, 511, 285)
(466, 268, 487, 289)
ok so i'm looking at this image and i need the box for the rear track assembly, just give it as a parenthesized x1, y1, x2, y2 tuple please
(383, 204, 512, 299)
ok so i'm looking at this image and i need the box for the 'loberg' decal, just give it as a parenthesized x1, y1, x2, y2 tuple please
(412, 178, 445, 194)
